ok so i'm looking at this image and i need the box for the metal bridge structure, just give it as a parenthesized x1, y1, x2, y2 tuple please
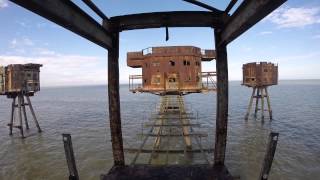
(126, 95, 212, 165)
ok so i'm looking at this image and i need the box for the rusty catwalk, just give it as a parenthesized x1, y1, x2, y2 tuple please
(126, 95, 212, 165)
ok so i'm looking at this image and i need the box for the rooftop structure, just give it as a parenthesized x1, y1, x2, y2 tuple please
(127, 46, 216, 95)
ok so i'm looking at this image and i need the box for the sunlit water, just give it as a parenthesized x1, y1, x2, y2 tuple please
(0, 80, 319, 180)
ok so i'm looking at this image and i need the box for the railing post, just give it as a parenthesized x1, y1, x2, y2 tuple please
(108, 31, 125, 166)
(62, 134, 79, 180)
(259, 132, 279, 180)
(213, 29, 229, 165)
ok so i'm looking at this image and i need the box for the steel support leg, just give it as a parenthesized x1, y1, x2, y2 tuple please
(265, 87, 273, 120)
(245, 87, 256, 120)
(26, 95, 42, 133)
(18, 94, 24, 138)
(254, 88, 260, 118)
(9, 97, 16, 135)
(22, 95, 29, 129)
(261, 87, 265, 120)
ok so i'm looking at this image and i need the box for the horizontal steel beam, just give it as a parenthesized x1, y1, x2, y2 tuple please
(125, 148, 214, 154)
(138, 133, 208, 137)
(110, 11, 225, 31)
(10, 0, 113, 49)
(220, 0, 287, 45)
(144, 123, 201, 127)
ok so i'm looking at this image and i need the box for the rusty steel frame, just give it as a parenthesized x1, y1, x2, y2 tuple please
(220, 0, 287, 45)
(10, 0, 113, 49)
(9, 0, 287, 175)
(110, 11, 225, 31)
(10, 0, 287, 49)
(7, 93, 42, 138)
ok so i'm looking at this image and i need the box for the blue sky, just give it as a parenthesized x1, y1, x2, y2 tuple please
(0, 0, 320, 86)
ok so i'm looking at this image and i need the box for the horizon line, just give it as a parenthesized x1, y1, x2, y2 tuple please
(40, 79, 320, 88)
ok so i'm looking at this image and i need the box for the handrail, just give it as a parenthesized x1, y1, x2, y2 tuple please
(129, 74, 143, 92)
(201, 71, 217, 91)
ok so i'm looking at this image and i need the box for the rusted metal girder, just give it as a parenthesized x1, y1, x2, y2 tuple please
(259, 132, 279, 180)
(10, 0, 113, 50)
(82, 0, 108, 20)
(110, 11, 225, 31)
(214, 29, 229, 165)
(225, 0, 238, 14)
(108, 32, 125, 166)
(182, 0, 223, 13)
(220, 0, 287, 45)
(62, 134, 79, 180)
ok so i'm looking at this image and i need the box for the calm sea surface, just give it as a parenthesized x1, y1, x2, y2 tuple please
(0, 80, 319, 180)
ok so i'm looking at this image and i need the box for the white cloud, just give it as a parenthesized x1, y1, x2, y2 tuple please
(3, 36, 109, 86)
(266, 6, 320, 28)
(9, 39, 17, 47)
(8, 37, 35, 55)
(259, 31, 273, 35)
(0, 45, 107, 86)
(276, 52, 320, 62)
(241, 46, 252, 52)
(17, 21, 28, 27)
(36, 22, 47, 28)
(35, 48, 56, 56)
(0, 0, 8, 8)
(312, 34, 320, 39)
(10, 37, 34, 48)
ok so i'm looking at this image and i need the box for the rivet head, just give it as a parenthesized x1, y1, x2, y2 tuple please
(273, 136, 278, 141)
(263, 174, 268, 179)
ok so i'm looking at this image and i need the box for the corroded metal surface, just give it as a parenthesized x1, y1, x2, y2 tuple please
(127, 46, 216, 95)
(127, 95, 212, 165)
(101, 164, 234, 180)
(242, 62, 278, 87)
(0, 64, 42, 95)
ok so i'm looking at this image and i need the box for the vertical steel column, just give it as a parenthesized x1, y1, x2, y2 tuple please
(261, 87, 265, 120)
(108, 32, 125, 166)
(21, 95, 29, 129)
(9, 97, 16, 135)
(245, 87, 256, 120)
(254, 88, 260, 118)
(265, 87, 273, 120)
(26, 95, 42, 132)
(18, 94, 24, 138)
(214, 29, 229, 165)
(259, 132, 279, 180)
(62, 134, 79, 180)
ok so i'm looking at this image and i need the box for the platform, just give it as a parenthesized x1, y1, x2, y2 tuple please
(101, 164, 233, 180)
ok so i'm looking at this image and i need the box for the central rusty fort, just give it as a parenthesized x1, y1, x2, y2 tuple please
(128, 46, 216, 95)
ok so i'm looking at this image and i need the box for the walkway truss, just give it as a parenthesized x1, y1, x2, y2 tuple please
(125, 95, 213, 165)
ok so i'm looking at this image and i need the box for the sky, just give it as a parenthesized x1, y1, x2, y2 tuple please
(0, 0, 320, 87)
